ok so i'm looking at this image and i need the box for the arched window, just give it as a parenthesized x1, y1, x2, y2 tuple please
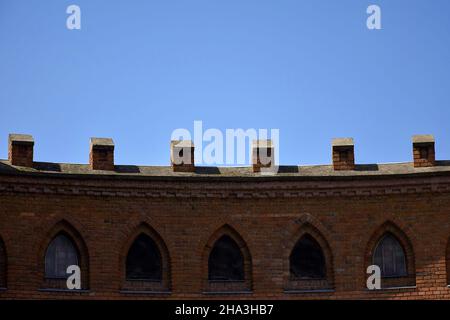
(208, 235, 244, 281)
(373, 233, 407, 277)
(290, 234, 326, 279)
(126, 233, 162, 280)
(45, 233, 79, 279)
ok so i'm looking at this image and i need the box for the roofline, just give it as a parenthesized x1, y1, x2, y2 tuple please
(2, 161, 450, 183)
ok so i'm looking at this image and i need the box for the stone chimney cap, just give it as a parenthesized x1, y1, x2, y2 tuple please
(9, 134, 34, 145)
(90, 137, 114, 148)
(332, 138, 354, 147)
(412, 134, 434, 144)
(171, 140, 194, 148)
(252, 140, 273, 148)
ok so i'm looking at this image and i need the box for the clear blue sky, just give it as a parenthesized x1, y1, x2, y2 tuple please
(0, 0, 449, 166)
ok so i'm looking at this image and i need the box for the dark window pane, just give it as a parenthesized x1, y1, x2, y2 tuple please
(373, 233, 407, 277)
(208, 235, 244, 281)
(290, 234, 326, 279)
(45, 234, 79, 279)
(126, 234, 162, 280)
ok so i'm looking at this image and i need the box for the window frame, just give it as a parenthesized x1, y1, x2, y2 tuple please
(208, 234, 245, 282)
(289, 233, 327, 280)
(44, 233, 80, 280)
(372, 233, 408, 278)
(125, 233, 163, 282)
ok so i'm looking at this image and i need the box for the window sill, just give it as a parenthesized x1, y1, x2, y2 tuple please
(125, 279, 162, 283)
(208, 280, 246, 283)
(119, 290, 171, 295)
(366, 285, 417, 292)
(38, 288, 90, 293)
(284, 289, 335, 294)
(202, 290, 253, 296)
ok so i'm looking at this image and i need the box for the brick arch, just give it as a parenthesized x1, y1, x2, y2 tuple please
(38, 219, 90, 290)
(202, 224, 252, 293)
(292, 213, 334, 237)
(120, 222, 171, 292)
(0, 236, 6, 288)
(284, 222, 334, 291)
(365, 221, 416, 288)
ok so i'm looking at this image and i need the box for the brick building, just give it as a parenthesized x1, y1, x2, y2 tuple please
(0, 133, 449, 299)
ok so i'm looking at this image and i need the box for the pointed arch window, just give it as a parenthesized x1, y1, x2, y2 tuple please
(208, 235, 244, 281)
(290, 234, 326, 279)
(373, 233, 407, 277)
(126, 233, 162, 281)
(45, 233, 79, 279)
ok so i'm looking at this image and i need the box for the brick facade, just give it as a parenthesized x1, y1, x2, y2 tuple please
(0, 135, 450, 300)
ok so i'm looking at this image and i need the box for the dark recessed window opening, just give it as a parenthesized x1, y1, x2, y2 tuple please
(373, 233, 407, 277)
(208, 235, 244, 281)
(126, 233, 162, 281)
(290, 234, 326, 279)
(45, 233, 79, 279)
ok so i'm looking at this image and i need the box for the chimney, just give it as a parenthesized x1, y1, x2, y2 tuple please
(332, 138, 355, 170)
(412, 135, 435, 167)
(8, 134, 34, 167)
(89, 138, 115, 170)
(170, 140, 195, 172)
(252, 140, 274, 172)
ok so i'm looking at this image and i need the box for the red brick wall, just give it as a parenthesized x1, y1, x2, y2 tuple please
(89, 148, 114, 171)
(0, 173, 450, 299)
(8, 144, 33, 168)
